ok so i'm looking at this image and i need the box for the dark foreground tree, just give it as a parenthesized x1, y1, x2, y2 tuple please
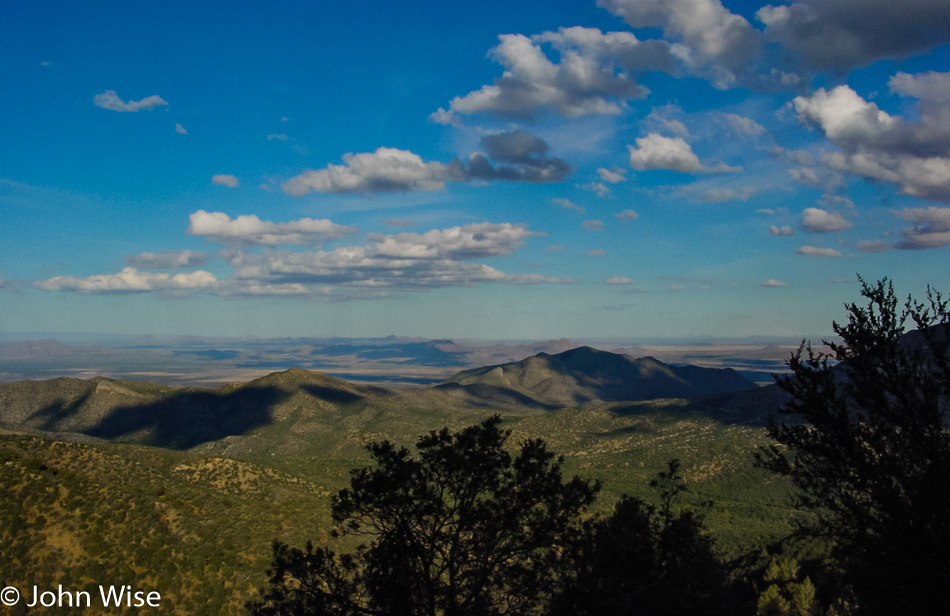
(757, 277, 950, 616)
(247, 416, 599, 616)
(549, 460, 734, 616)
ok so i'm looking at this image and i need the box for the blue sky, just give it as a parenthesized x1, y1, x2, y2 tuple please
(2, 0, 949, 340)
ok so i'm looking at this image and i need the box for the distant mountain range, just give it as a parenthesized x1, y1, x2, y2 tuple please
(0, 335, 799, 387)
(0, 347, 761, 450)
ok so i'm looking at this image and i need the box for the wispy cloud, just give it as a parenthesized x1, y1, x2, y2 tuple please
(211, 174, 239, 188)
(93, 90, 168, 112)
(769, 225, 794, 236)
(597, 167, 627, 183)
(722, 113, 766, 137)
(700, 187, 757, 202)
(552, 197, 584, 213)
(796, 245, 844, 257)
(125, 250, 209, 269)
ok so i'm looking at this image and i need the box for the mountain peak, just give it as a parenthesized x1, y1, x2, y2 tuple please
(441, 348, 757, 407)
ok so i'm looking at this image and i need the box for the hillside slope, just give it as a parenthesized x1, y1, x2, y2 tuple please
(0, 368, 391, 450)
(441, 346, 758, 407)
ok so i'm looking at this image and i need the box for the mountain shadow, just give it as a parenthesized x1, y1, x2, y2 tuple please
(0, 368, 395, 449)
(0, 376, 285, 450)
(84, 385, 284, 449)
(687, 383, 791, 427)
(301, 384, 363, 405)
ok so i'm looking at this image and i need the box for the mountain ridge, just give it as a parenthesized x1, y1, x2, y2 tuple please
(0, 350, 761, 450)
(441, 346, 758, 408)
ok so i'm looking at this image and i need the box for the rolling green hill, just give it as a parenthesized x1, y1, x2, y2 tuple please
(0, 352, 799, 615)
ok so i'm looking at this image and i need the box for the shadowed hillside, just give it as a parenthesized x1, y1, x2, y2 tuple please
(0, 368, 393, 450)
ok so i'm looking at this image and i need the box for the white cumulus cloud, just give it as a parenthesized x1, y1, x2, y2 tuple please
(801, 207, 853, 233)
(37, 268, 216, 293)
(369, 223, 539, 260)
(284, 148, 464, 196)
(187, 211, 358, 246)
(889, 70, 950, 102)
(599, 0, 763, 89)
(283, 134, 570, 197)
(893, 206, 950, 249)
(629, 133, 741, 174)
(220, 222, 567, 297)
(795, 83, 950, 201)
(432, 26, 676, 121)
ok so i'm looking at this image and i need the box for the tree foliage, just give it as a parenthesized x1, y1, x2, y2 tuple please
(757, 277, 950, 615)
(247, 416, 599, 616)
(756, 556, 819, 616)
(548, 460, 734, 616)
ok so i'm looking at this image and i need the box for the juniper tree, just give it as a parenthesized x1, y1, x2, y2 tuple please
(247, 416, 598, 616)
(548, 460, 734, 616)
(757, 277, 950, 616)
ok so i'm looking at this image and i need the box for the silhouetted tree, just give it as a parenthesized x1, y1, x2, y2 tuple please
(247, 416, 599, 616)
(757, 277, 950, 616)
(548, 460, 733, 616)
